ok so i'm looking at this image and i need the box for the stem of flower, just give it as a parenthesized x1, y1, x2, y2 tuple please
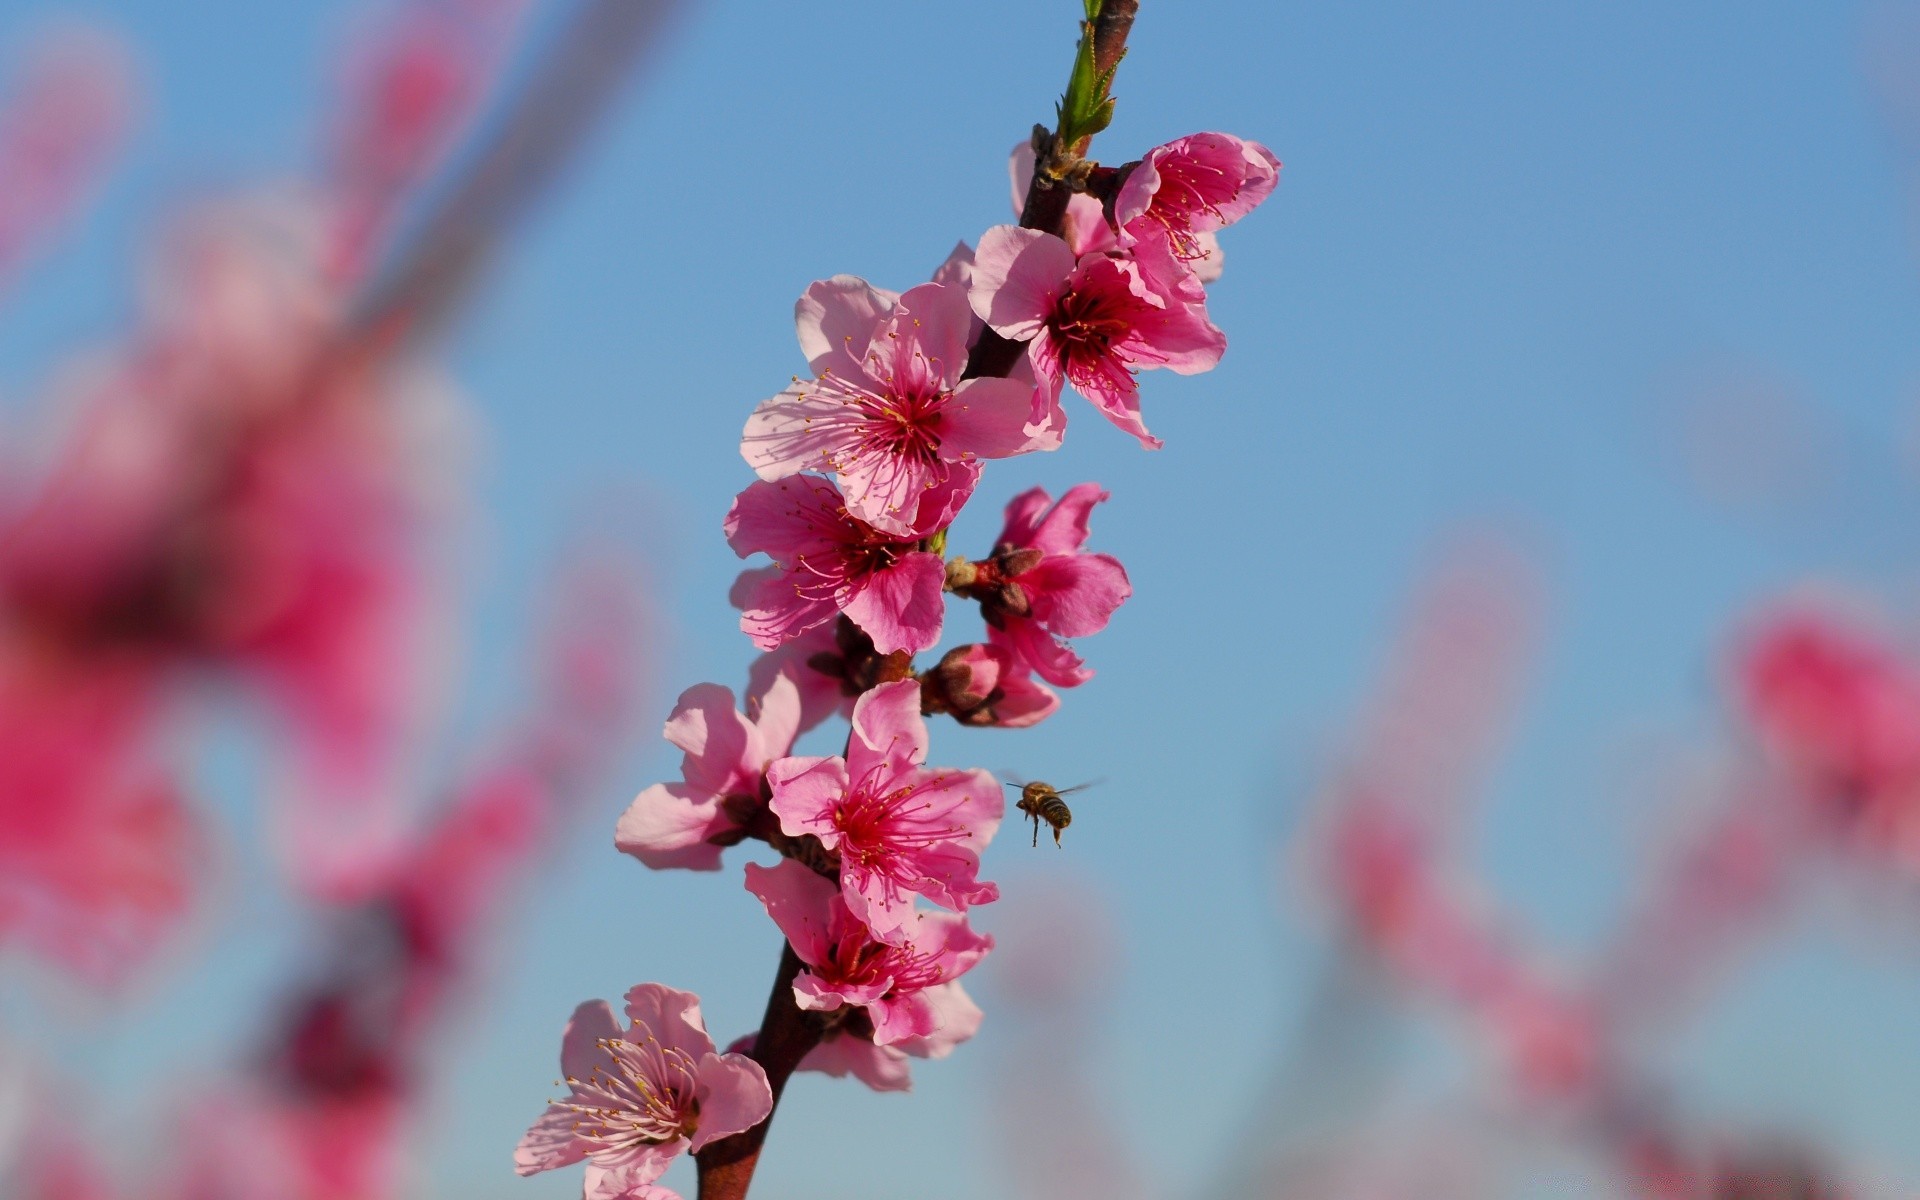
(699, 9, 1148, 1197)
(693, 942, 824, 1200)
(963, 1, 1142, 380)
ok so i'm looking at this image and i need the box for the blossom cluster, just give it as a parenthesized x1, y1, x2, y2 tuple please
(518, 127, 1276, 1198)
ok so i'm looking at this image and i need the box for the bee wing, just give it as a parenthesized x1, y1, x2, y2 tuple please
(1053, 777, 1106, 796)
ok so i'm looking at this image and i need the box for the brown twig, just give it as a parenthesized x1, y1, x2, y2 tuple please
(692, 944, 824, 1200)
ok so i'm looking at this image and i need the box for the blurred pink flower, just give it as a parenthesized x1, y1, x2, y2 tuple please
(741, 277, 1046, 535)
(725, 475, 954, 655)
(970, 226, 1224, 447)
(0, 643, 199, 986)
(515, 984, 771, 1194)
(615, 676, 801, 871)
(766, 679, 1002, 942)
(745, 859, 990, 1046)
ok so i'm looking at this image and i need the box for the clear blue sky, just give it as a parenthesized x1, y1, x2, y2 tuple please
(7, 1, 1920, 1196)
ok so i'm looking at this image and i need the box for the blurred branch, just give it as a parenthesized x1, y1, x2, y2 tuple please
(350, 0, 685, 349)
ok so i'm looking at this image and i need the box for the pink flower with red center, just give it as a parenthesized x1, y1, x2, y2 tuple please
(970, 226, 1225, 448)
(614, 675, 801, 872)
(1115, 132, 1280, 284)
(954, 484, 1131, 688)
(515, 983, 771, 1198)
(745, 858, 991, 1045)
(725, 474, 956, 655)
(766, 679, 1002, 943)
(742, 277, 1050, 536)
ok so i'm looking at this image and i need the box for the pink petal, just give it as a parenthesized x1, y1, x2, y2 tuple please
(970, 226, 1074, 341)
(561, 999, 624, 1083)
(996, 619, 1092, 689)
(1026, 481, 1108, 555)
(747, 671, 802, 765)
(515, 1105, 587, 1176)
(892, 981, 984, 1059)
(794, 274, 894, 376)
(942, 376, 1053, 460)
(799, 1033, 913, 1092)
(622, 982, 716, 1062)
(890, 281, 973, 383)
(767, 754, 852, 843)
(723, 477, 843, 561)
(849, 678, 931, 771)
(742, 859, 837, 968)
(661, 684, 753, 795)
(689, 1053, 772, 1151)
(745, 627, 850, 736)
(1025, 552, 1131, 638)
(931, 239, 974, 289)
(613, 782, 728, 872)
(586, 1164, 685, 1200)
(842, 552, 945, 655)
(732, 565, 839, 652)
(740, 382, 855, 481)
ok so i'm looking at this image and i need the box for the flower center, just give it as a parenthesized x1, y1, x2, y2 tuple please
(557, 1033, 700, 1154)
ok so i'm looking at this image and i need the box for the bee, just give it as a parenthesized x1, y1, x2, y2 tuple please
(1006, 778, 1100, 847)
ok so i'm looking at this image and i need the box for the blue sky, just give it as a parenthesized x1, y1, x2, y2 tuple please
(8, 0, 1920, 1196)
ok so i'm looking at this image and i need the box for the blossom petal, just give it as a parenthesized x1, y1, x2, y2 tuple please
(1024, 552, 1131, 639)
(689, 1053, 773, 1151)
(942, 376, 1053, 460)
(613, 782, 728, 872)
(795, 275, 894, 376)
(562, 999, 623, 1083)
(742, 859, 838, 968)
(661, 683, 753, 795)
(841, 552, 945, 655)
(799, 1033, 913, 1093)
(622, 982, 716, 1062)
(970, 226, 1074, 341)
(849, 678, 931, 770)
(766, 754, 852, 843)
(515, 1104, 588, 1176)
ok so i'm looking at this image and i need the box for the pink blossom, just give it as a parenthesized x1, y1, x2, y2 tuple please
(726, 475, 954, 655)
(1115, 132, 1279, 284)
(745, 859, 991, 1045)
(615, 675, 801, 871)
(955, 485, 1131, 688)
(970, 226, 1225, 447)
(922, 642, 1060, 727)
(766, 679, 1002, 942)
(742, 277, 1048, 535)
(1735, 609, 1920, 800)
(515, 984, 771, 1194)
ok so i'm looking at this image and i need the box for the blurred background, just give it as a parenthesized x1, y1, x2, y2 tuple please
(5, 0, 1920, 1197)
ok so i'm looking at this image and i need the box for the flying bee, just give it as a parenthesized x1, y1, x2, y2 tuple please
(1005, 778, 1101, 847)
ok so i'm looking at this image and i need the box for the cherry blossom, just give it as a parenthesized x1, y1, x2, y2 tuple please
(1115, 132, 1279, 285)
(741, 277, 1048, 535)
(766, 679, 1002, 942)
(725, 474, 957, 655)
(745, 859, 991, 1046)
(952, 484, 1131, 688)
(970, 225, 1225, 447)
(615, 676, 801, 872)
(921, 642, 1059, 727)
(516, 984, 771, 1197)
